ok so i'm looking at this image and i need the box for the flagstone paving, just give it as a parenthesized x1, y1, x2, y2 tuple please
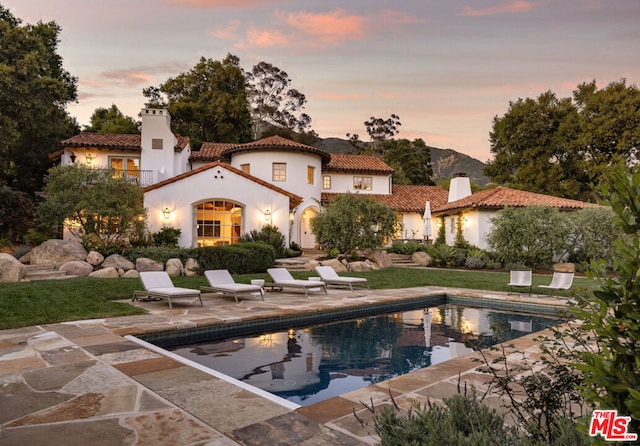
(0, 283, 569, 445)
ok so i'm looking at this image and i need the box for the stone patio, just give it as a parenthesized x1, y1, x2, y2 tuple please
(0, 283, 568, 445)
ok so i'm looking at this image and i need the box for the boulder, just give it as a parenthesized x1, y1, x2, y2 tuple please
(411, 251, 432, 267)
(362, 249, 393, 269)
(320, 258, 347, 272)
(29, 239, 88, 266)
(165, 258, 183, 277)
(553, 263, 575, 273)
(86, 251, 104, 266)
(122, 269, 139, 278)
(184, 258, 199, 277)
(102, 254, 134, 271)
(348, 260, 374, 272)
(89, 267, 119, 278)
(0, 253, 27, 283)
(135, 257, 163, 272)
(59, 261, 94, 277)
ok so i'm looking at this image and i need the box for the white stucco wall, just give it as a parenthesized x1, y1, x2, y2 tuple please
(397, 213, 433, 241)
(322, 172, 391, 195)
(144, 164, 292, 248)
(140, 108, 183, 183)
(440, 209, 498, 250)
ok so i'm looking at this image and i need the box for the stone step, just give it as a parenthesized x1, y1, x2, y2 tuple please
(24, 265, 71, 281)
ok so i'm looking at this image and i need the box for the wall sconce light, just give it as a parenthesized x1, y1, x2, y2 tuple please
(69, 152, 76, 163)
(162, 207, 171, 220)
(263, 209, 272, 223)
(85, 153, 95, 166)
(461, 215, 470, 228)
(289, 212, 295, 222)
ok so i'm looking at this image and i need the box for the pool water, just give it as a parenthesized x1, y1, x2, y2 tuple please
(168, 305, 561, 406)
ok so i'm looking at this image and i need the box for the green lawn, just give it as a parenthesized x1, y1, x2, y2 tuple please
(0, 267, 596, 330)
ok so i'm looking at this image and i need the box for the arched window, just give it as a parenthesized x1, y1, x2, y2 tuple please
(195, 200, 243, 247)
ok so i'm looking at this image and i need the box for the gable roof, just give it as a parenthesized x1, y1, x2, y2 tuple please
(59, 132, 190, 153)
(220, 135, 332, 163)
(434, 186, 596, 214)
(324, 154, 394, 174)
(321, 184, 448, 213)
(144, 161, 303, 208)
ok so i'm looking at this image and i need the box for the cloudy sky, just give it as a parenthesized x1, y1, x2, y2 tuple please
(4, 0, 639, 161)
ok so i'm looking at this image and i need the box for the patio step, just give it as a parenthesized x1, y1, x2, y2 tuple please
(388, 253, 421, 268)
(24, 265, 72, 281)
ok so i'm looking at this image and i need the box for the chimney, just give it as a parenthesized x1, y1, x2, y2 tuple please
(448, 172, 471, 202)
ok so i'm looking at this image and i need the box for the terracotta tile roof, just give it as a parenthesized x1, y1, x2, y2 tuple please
(434, 186, 597, 213)
(60, 132, 141, 151)
(144, 161, 303, 208)
(324, 154, 394, 174)
(321, 184, 448, 213)
(221, 135, 331, 163)
(190, 142, 234, 162)
(59, 132, 190, 153)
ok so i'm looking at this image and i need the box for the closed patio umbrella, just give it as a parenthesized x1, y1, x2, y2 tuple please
(423, 201, 432, 241)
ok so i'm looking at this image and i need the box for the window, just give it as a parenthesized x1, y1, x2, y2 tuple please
(152, 138, 163, 150)
(195, 200, 242, 247)
(109, 157, 140, 182)
(240, 164, 250, 174)
(272, 163, 286, 181)
(353, 176, 372, 190)
(307, 166, 315, 184)
(323, 175, 331, 189)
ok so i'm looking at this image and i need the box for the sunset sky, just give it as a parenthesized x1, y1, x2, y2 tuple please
(4, 0, 640, 161)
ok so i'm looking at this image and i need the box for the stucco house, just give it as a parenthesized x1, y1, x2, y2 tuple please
(57, 108, 448, 249)
(432, 174, 597, 250)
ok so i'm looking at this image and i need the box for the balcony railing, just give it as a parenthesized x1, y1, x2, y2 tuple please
(89, 169, 155, 187)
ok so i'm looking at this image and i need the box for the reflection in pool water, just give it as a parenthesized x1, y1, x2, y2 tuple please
(169, 305, 561, 406)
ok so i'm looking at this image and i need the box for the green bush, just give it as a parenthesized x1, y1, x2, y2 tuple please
(387, 241, 427, 254)
(239, 224, 287, 258)
(195, 242, 275, 274)
(431, 244, 457, 266)
(368, 391, 534, 446)
(128, 246, 195, 264)
(152, 227, 181, 247)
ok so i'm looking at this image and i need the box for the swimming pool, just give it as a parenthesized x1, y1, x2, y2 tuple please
(153, 300, 562, 407)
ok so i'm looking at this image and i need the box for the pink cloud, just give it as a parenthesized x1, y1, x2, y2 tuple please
(99, 70, 156, 87)
(279, 9, 367, 45)
(374, 9, 427, 27)
(244, 27, 292, 48)
(210, 20, 242, 40)
(460, 1, 537, 17)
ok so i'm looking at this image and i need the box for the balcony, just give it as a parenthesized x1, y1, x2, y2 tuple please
(90, 169, 155, 187)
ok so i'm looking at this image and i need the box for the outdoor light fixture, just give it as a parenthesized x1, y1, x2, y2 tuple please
(162, 207, 171, 220)
(69, 152, 76, 163)
(263, 209, 272, 223)
(289, 212, 295, 222)
(85, 153, 95, 166)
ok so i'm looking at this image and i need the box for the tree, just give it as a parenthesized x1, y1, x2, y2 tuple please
(245, 61, 312, 139)
(364, 114, 401, 154)
(37, 165, 145, 243)
(84, 104, 139, 134)
(0, 185, 35, 243)
(0, 5, 79, 195)
(382, 138, 434, 185)
(486, 206, 572, 268)
(484, 80, 640, 202)
(310, 193, 398, 253)
(143, 54, 252, 148)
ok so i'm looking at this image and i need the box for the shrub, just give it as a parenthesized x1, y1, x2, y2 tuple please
(387, 241, 426, 255)
(240, 224, 287, 258)
(128, 246, 195, 264)
(465, 256, 486, 269)
(152, 227, 181, 247)
(195, 242, 275, 274)
(81, 233, 132, 257)
(431, 244, 457, 266)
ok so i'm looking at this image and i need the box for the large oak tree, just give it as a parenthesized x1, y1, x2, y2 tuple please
(485, 80, 640, 202)
(143, 54, 252, 148)
(0, 5, 79, 195)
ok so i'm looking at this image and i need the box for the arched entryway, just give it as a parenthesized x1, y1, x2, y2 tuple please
(193, 199, 243, 247)
(300, 206, 318, 249)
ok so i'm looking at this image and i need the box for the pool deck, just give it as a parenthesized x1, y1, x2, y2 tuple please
(0, 284, 569, 445)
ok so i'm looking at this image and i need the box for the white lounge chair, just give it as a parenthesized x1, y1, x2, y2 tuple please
(538, 272, 574, 295)
(266, 268, 328, 297)
(315, 266, 368, 291)
(201, 269, 264, 303)
(133, 271, 203, 309)
(507, 270, 532, 295)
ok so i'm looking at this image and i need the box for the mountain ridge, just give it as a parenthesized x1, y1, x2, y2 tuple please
(315, 137, 490, 186)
